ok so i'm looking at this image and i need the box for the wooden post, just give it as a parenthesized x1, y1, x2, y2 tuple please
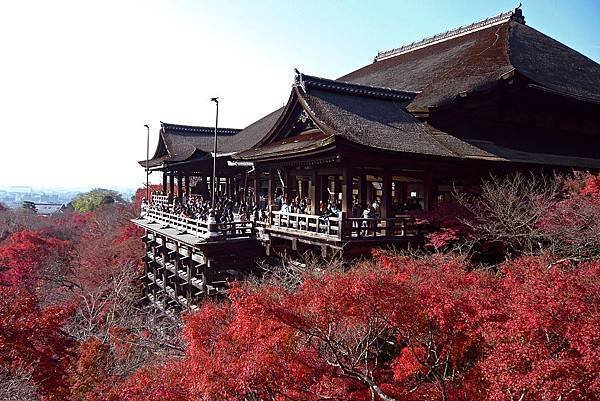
(169, 173, 175, 197)
(314, 173, 322, 213)
(177, 173, 183, 202)
(161, 237, 168, 294)
(253, 174, 260, 207)
(184, 175, 190, 197)
(162, 171, 167, 194)
(268, 170, 276, 207)
(341, 168, 353, 215)
(201, 261, 210, 295)
(382, 173, 393, 218)
(308, 171, 316, 214)
(338, 211, 345, 240)
(424, 171, 436, 211)
(173, 242, 179, 301)
(186, 248, 192, 305)
(359, 173, 367, 209)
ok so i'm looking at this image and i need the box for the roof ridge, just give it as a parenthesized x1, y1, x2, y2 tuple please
(160, 122, 241, 135)
(374, 7, 525, 62)
(294, 72, 417, 101)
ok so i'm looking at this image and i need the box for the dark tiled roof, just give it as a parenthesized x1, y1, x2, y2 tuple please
(508, 22, 600, 103)
(227, 108, 284, 152)
(236, 74, 493, 160)
(236, 72, 600, 170)
(340, 9, 600, 109)
(231, 130, 334, 160)
(140, 113, 285, 167)
(140, 123, 242, 167)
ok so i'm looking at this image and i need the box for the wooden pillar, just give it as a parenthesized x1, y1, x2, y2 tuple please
(268, 170, 276, 206)
(184, 175, 190, 197)
(162, 171, 167, 194)
(203, 176, 209, 197)
(382, 173, 393, 218)
(313, 173, 322, 213)
(177, 173, 183, 202)
(186, 248, 193, 305)
(169, 173, 175, 196)
(341, 168, 353, 214)
(358, 173, 367, 208)
(161, 236, 168, 294)
(253, 174, 260, 207)
(173, 242, 179, 301)
(308, 172, 316, 214)
(284, 170, 293, 202)
(330, 175, 336, 204)
(424, 171, 436, 211)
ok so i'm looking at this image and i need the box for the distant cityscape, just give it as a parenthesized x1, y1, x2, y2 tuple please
(0, 185, 136, 209)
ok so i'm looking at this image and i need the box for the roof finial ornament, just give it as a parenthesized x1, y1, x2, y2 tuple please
(512, 4, 525, 24)
(294, 68, 306, 92)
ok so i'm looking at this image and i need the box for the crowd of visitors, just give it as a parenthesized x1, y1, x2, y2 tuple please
(143, 191, 246, 224)
(142, 190, 422, 227)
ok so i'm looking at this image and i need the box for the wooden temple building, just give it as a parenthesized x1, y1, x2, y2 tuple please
(132, 8, 600, 311)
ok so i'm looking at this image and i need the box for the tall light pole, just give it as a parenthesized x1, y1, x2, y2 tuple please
(144, 124, 150, 204)
(210, 97, 219, 209)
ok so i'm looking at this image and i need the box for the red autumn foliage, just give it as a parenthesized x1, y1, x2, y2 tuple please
(412, 202, 473, 249)
(102, 252, 599, 401)
(1, 175, 599, 401)
(0, 286, 73, 400)
(0, 230, 71, 286)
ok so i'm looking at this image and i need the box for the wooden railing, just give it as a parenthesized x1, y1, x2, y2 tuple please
(142, 207, 255, 240)
(267, 210, 343, 240)
(151, 194, 170, 206)
(264, 211, 422, 241)
(343, 216, 422, 238)
(144, 207, 209, 236)
(142, 206, 422, 243)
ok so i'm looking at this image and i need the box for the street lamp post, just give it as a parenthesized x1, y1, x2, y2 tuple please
(210, 97, 219, 209)
(144, 124, 150, 205)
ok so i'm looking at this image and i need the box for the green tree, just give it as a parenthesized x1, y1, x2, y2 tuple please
(70, 189, 124, 212)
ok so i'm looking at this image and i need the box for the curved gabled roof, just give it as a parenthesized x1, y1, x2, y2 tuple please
(140, 123, 242, 168)
(234, 72, 600, 170)
(340, 8, 600, 110)
(235, 73, 495, 161)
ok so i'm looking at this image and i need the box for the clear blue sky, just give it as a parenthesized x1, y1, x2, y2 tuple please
(0, 0, 598, 189)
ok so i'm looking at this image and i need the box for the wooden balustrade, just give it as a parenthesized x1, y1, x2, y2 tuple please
(343, 216, 422, 238)
(151, 194, 170, 206)
(267, 211, 421, 240)
(144, 208, 209, 236)
(143, 206, 422, 242)
(142, 207, 254, 241)
(268, 210, 343, 240)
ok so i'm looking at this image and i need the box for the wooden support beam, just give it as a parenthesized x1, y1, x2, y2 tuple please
(177, 174, 183, 202)
(308, 171, 316, 214)
(359, 173, 367, 209)
(253, 175, 260, 207)
(184, 175, 190, 197)
(161, 236, 168, 294)
(313, 173, 322, 213)
(423, 171, 436, 211)
(186, 248, 193, 305)
(268, 170, 276, 206)
(341, 168, 353, 214)
(162, 172, 167, 194)
(382, 173, 393, 218)
(169, 173, 175, 197)
(173, 242, 179, 300)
